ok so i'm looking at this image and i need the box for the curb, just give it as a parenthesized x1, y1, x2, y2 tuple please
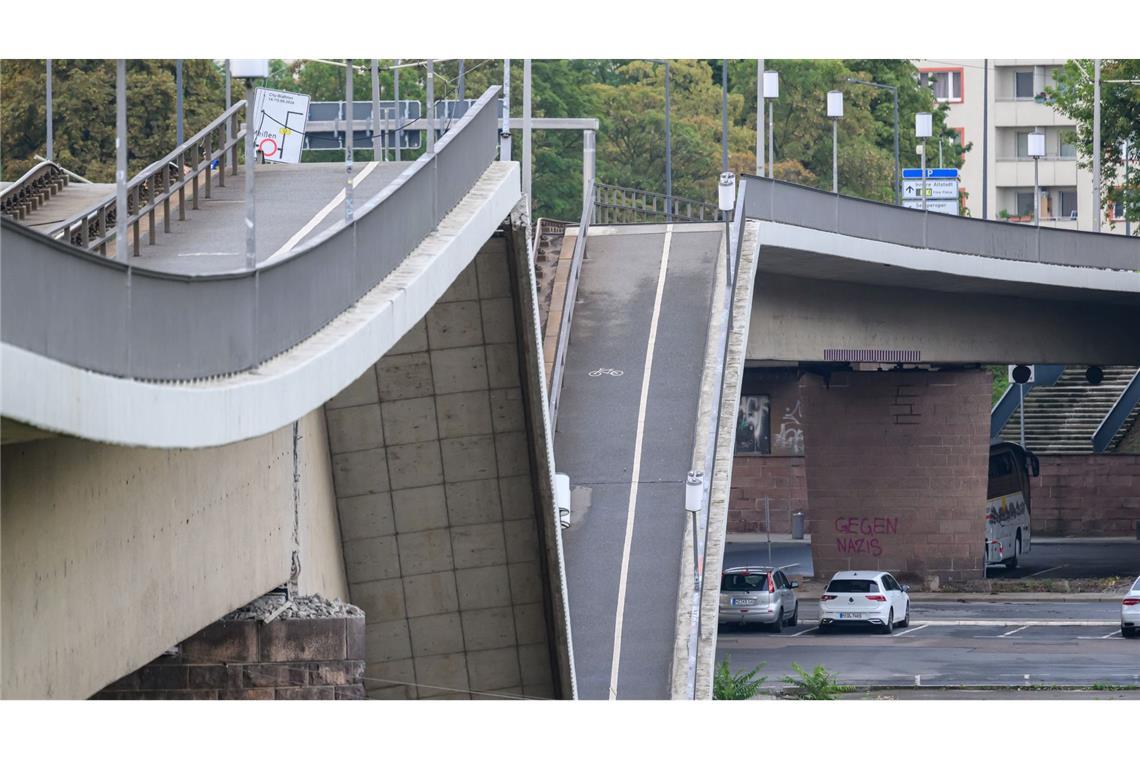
(909, 593, 1123, 602)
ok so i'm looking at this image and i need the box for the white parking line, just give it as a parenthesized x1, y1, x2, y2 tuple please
(789, 626, 819, 637)
(893, 624, 930, 637)
(608, 225, 672, 701)
(1027, 564, 1067, 578)
(1000, 625, 1030, 637)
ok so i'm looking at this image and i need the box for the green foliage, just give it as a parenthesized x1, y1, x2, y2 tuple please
(782, 663, 848, 700)
(1046, 60, 1140, 233)
(1, 59, 224, 182)
(989, 365, 1011, 406)
(713, 658, 767, 700)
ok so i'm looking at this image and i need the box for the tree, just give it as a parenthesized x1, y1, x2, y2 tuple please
(1047, 59, 1140, 234)
(1, 59, 224, 182)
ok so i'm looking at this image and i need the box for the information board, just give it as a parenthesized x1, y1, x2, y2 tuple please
(253, 88, 311, 164)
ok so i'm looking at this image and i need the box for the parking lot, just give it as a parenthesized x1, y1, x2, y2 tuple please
(717, 599, 1139, 689)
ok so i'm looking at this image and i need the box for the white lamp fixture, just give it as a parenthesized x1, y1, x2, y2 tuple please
(915, 112, 933, 139)
(685, 471, 704, 513)
(1027, 131, 1046, 158)
(230, 59, 269, 79)
(763, 71, 779, 99)
(718, 172, 736, 212)
(827, 90, 844, 119)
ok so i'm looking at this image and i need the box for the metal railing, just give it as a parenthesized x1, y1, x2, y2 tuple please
(548, 180, 594, 428)
(51, 100, 246, 257)
(592, 182, 726, 224)
(1092, 368, 1140, 452)
(739, 174, 1140, 270)
(1, 87, 502, 382)
(1, 161, 71, 220)
(989, 365, 1065, 440)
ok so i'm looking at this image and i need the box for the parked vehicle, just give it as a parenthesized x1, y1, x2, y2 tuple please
(718, 566, 799, 632)
(1122, 576, 1140, 639)
(986, 442, 1039, 569)
(819, 570, 910, 634)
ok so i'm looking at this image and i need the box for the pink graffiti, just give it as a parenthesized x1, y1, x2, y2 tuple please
(836, 537, 883, 557)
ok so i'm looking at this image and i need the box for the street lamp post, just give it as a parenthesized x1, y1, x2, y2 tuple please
(1028, 131, 1045, 227)
(1093, 59, 1101, 232)
(344, 59, 354, 223)
(845, 77, 900, 204)
(501, 59, 511, 161)
(231, 59, 269, 269)
(685, 472, 704, 591)
(718, 172, 735, 286)
(721, 59, 729, 173)
(756, 58, 765, 176)
(764, 71, 779, 179)
(827, 91, 843, 193)
(665, 60, 672, 219)
(394, 60, 402, 162)
(916, 112, 933, 212)
(176, 59, 184, 146)
(46, 59, 53, 162)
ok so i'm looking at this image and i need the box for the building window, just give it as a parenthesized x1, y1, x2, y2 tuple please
(920, 69, 964, 103)
(1015, 71, 1035, 99)
(1059, 130, 1078, 158)
(1110, 200, 1124, 219)
(1016, 192, 1035, 217)
(1060, 191, 1078, 219)
(1016, 131, 1030, 158)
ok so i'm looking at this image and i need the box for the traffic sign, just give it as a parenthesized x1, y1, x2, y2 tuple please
(902, 168, 959, 179)
(902, 178, 959, 200)
(902, 198, 959, 215)
(253, 88, 310, 164)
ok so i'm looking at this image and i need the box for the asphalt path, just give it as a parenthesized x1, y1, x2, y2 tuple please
(557, 224, 722, 700)
(123, 161, 411, 274)
(717, 600, 1139, 689)
(724, 539, 1140, 581)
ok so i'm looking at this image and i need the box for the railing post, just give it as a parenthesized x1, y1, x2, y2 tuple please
(177, 150, 187, 221)
(148, 177, 157, 245)
(191, 142, 200, 210)
(231, 107, 240, 176)
(218, 124, 226, 187)
(162, 164, 171, 233)
(130, 185, 140, 257)
(204, 132, 213, 199)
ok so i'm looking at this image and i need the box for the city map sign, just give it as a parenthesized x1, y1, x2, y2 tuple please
(253, 88, 310, 164)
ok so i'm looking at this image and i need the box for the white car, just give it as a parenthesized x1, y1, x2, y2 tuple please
(1122, 576, 1140, 639)
(819, 570, 911, 634)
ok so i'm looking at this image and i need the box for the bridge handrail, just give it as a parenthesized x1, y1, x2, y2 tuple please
(548, 180, 594, 427)
(1, 86, 502, 382)
(593, 181, 725, 224)
(1, 160, 70, 220)
(1092, 367, 1140, 452)
(739, 174, 1139, 271)
(52, 100, 248, 256)
(989, 365, 1066, 441)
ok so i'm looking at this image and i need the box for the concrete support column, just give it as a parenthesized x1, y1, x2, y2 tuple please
(802, 369, 991, 585)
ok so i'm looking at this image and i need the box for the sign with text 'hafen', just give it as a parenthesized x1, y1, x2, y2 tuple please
(253, 88, 310, 164)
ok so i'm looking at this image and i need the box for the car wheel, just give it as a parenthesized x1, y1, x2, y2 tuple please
(1124, 627, 1136, 639)
(898, 603, 910, 629)
(772, 608, 784, 633)
(880, 610, 894, 635)
(788, 602, 798, 627)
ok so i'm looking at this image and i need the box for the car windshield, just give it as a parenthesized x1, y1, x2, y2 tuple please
(826, 579, 880, 593)
(722, 573, 769, 592)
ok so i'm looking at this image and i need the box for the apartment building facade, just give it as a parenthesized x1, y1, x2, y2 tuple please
(912, 59, 1127, 234)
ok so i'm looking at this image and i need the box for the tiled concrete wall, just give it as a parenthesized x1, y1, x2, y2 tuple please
(803, 369, 991, 583)
(1031, 454, 1140, 537)
(324, 237, 555, 700)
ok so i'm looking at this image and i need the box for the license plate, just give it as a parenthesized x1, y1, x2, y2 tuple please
(838, 612, 863, 619)
(731, 598, 757, 607)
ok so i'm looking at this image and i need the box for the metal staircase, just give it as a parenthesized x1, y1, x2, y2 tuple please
(999, 365, 1140, 453)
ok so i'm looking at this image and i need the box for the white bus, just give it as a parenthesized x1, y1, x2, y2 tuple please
(985, 442, 1039, 569)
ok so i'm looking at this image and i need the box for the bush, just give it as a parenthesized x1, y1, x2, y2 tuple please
(782, 663, 848, 700)
(713, 658, 767, 700)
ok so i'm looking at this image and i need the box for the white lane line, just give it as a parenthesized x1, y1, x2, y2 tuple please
(1027, 564, 1066, 578)
(608, 224, 673, 701)
(262, 161, 380, 265)
(1000, 625, 1030, 637)
(911, 620, 1115, 627)
(790, 626, 819, 637)
(1100, 630, 1122, 639)
(893, 624, 930, 637)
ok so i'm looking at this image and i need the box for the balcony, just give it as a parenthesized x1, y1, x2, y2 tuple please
(992, 98, 1074, 128)
(994, 156, 1079, 188)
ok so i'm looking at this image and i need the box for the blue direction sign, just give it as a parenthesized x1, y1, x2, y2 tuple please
(902, 168, 959, 179)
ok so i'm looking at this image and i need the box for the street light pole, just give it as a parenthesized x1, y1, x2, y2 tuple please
(394, 60, 402, 162)
(426, 59, 435, 154)
(764, 71, 779, 179)
(722, 59, 729, 173)
(665, 60, 672, 220)
(1125, 138, 1133, 237)
(345, 59, 354, 223)
(1093, 59, 1102, 232)
(501, 59, 512, 161)
(522, 59, 532, 215)
(916, 112, 933, 213)
(176, 59, 184, 145)
(1028, 131, 1044, 227)
(371, 59, 382, 160)
(46, 59, 53, 162)
(232, 60, 269, 269)
(827, 91, 843, 193)
(116, 59, 128, 263)
(757, 58, 765, 176)
(982, 59, 990, 220)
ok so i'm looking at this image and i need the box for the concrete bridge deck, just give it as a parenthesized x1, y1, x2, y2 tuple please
(556, 223, 723, 699)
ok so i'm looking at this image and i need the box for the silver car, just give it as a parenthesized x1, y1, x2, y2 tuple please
(718, 566, 799, 632)
(1122, 576, 1140, 639)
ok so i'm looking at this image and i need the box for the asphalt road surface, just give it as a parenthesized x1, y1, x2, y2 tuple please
(717, 600, 1139, 690)
(557, 223, 723, 700)
(724, 539, 1140, 580)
